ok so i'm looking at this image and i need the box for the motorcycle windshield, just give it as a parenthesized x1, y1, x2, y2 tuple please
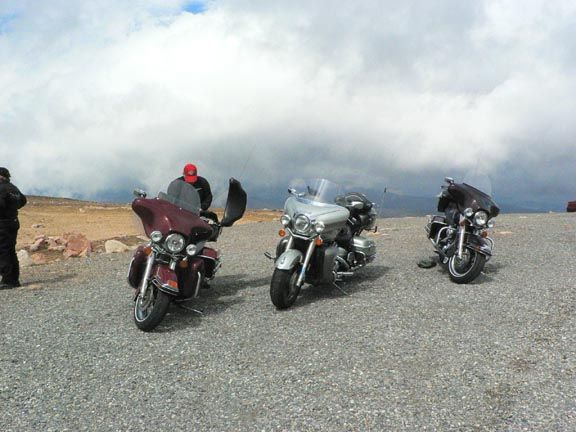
(454, 173, 500, 217)
(159, 180, 201, 215)
(133, 180, 212, 240)
(289, 178, 344, 206)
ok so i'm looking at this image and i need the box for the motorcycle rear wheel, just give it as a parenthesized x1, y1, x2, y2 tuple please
(134, 283, 171, 331)
(270, 267, 301, 309)
(448, 249, 486, 284)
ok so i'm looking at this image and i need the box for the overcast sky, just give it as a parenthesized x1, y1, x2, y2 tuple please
(1, 0, 575, 208)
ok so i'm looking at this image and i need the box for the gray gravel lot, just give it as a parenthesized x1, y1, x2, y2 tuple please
(1, 213, 575, 431)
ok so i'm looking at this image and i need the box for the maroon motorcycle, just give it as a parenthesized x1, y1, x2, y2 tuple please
(127, 178, 246, 331)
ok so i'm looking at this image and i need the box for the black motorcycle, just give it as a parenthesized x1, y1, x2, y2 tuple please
(426, 177, 499, 283)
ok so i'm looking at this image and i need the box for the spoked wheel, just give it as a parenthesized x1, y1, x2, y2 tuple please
(134, 282, 171, 331)
(448, 248, 486, 284)
(270, 267, 301, 309)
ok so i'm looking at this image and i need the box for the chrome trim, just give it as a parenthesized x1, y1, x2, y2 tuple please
(193, 271, 202, 298)
(435, 226, 450, 246)
(485, 236, 495, 251)
(153, 278, 179, 295)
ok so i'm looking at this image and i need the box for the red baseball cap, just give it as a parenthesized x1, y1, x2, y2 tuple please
(183, 163, 198, 183)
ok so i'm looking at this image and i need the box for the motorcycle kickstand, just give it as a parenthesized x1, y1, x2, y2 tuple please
(332, 281, 350, 296)
(175, 303, 204, 315)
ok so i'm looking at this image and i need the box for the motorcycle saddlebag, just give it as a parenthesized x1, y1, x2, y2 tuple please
(352, 236, 376, 262)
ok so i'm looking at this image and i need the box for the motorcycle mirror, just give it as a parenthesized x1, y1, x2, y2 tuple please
(444, 177, 454, 184)
(133, 188, 147, 198)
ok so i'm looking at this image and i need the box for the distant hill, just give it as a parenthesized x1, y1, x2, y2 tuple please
(28, 189, 562, 216)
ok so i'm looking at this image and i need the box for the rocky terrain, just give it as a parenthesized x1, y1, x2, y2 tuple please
(1, 212, 575, 431)
(16, 196, 281, 264)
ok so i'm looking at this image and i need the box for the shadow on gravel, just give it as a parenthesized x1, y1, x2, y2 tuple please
(432, 261, 500, 285)
(294, 265, 390, 309)
(21, 274, 77, 288)
(483, 261, 505, 275)
(152, 274, 271, 333)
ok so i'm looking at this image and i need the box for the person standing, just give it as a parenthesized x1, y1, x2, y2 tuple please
(0, 167, 27, 289)
(178, 163, 213, 210)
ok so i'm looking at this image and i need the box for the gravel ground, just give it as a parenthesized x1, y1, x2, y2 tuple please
(1, 213, 575, 431)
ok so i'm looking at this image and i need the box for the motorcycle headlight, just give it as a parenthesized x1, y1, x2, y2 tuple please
(294, 215, 311, 234)
(280, 214, 291, 227)
(474, 211, 488, 226)
(150, 231, 163, 243)
(165, 233, 186, 253)
(186, 244, 198, 256)
(314, 221, 325, 233)
(487, 220, 495, 228)
(464, 208, 474, 218)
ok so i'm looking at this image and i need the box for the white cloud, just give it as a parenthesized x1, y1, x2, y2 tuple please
(1, 0, 575, 204)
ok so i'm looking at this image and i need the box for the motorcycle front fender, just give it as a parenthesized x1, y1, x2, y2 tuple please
(275, 249, 303, 271)
(467, 234, 493, 257)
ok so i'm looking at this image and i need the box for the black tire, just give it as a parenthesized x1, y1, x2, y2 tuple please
(270, 268, 301, 309)
(448, 249, 486, 284)
(134, 283, 171, 331)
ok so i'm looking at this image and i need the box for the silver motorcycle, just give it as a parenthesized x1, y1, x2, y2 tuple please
(266, 178, 378, 309)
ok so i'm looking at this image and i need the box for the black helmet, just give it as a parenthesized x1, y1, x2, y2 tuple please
(0, 167, 10, 179)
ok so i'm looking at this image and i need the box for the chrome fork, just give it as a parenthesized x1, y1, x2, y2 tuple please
(457, 217, 466, 259)
(139, 251, 156, 297)
(296, 240, 317, 287)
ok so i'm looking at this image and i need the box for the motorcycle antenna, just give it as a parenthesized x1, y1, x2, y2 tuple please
(213, 141, 260, 205)
(379, 187, 387, 217)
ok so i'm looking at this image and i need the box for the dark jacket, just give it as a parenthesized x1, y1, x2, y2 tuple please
(177, 176, 212, 210)
(0, 179, 27, 220)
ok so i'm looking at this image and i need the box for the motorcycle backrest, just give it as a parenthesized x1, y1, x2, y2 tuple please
(221, 178, 247, 227)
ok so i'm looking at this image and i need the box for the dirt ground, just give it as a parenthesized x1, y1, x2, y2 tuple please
(17, 196, 280, 249)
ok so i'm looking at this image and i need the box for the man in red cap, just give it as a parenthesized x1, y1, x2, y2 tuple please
(178, 163, 213, 211)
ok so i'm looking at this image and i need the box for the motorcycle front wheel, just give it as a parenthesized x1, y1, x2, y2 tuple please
(134, 282, 171, 331)
(270, 267, 301, 309)
(448, 249, 486, 284)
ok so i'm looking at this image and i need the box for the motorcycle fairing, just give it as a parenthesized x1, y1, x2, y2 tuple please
(132, 198, 213, 241)
(285, 196, 350, 234)
(221, 178, 247, 227)
(446, 183, 500, 217)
